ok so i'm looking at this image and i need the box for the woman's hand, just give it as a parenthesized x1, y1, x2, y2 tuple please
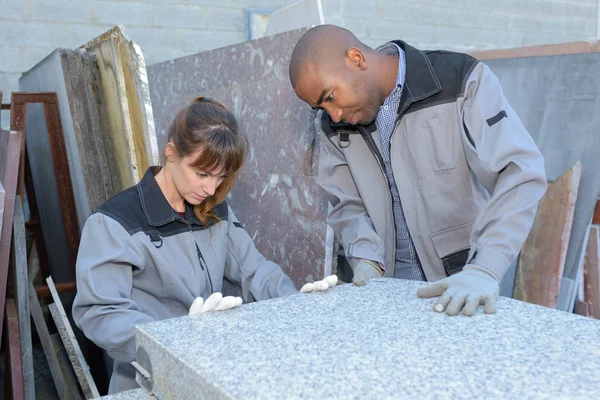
(300, 275, 338, 293)
(188, 292, 243, 315)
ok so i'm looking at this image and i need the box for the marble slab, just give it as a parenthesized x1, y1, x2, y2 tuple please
(513, 163, 581, 308)
(135, 279, 600, 399)
(148, 29, 336, 287)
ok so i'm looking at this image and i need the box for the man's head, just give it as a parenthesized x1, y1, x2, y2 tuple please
(289, 25, 389, 125)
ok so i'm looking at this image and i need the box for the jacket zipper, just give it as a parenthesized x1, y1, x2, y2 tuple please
(184, 221, 215, 294)
(356, 126, 397, 273)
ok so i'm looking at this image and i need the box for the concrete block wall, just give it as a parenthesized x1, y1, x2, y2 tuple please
(347, 0, 599, 51)
(1, 0, 599, 128)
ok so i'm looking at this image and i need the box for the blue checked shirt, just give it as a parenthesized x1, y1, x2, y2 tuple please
(374, 42, 426, 281)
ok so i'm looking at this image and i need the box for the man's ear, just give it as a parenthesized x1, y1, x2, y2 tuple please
(165, 142, 179, 162)
(346, 47, 368, 71)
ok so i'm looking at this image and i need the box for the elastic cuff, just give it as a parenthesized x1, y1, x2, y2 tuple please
(464, 262, 501, 283)
(361, 260, 384, 276)
(346, 245, 385, 266)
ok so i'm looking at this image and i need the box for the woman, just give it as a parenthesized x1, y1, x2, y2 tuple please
(72, 97, 336, 394)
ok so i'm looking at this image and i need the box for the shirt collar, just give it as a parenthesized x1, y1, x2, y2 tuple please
(375, 42, 405, 89)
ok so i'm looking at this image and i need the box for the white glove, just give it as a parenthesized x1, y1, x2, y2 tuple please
(416, 264, 500, 316)
(188, 292, 243, 315)
(352, 259, 383, 286)
(300, 275, 338, 293)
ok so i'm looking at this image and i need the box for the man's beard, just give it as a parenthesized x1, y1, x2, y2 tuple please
(358, 81, 384, 125)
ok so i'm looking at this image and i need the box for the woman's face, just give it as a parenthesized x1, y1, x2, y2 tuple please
(167, 145, 228, 206)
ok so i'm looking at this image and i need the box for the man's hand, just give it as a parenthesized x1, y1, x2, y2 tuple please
(352, 259, 384, 286)
(188, 292, 243, 315)
(416, 264, 499, 316)
(300, 275, 338, 293)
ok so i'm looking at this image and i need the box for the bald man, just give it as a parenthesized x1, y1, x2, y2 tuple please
(289, 25, 547, 316)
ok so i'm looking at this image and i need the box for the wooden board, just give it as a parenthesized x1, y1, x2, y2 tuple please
(0, 130, 23, 341)
(10, 197, 34, 399)
(584, 226, 600, 319)
(513, 162, 581, 308)
(47, 277, 100, 399)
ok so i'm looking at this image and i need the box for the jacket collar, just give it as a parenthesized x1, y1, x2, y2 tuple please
(137, 167, 205, 227)
(391, 40, 442, 103)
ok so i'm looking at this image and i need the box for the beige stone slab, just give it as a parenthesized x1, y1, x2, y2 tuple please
(514, 162, 581, 308)
(84, 25, 158, 189)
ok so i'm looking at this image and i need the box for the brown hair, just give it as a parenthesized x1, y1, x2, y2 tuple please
(166, 96, 247, 225)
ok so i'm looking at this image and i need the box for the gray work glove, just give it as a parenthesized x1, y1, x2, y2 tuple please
(416, 264, 499, 316)
(188, 292, 243, 315)
(352, 259, 384, 286)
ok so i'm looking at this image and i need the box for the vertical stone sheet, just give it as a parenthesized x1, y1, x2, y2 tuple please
(513, 162, 581, 308)
(584, 226, 600, 319)
(84, 25, 159, 189)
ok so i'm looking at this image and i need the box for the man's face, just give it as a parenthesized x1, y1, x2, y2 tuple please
(293, 62, 382, 126)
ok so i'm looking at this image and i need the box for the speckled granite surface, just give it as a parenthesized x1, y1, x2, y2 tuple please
(135, 279, 600, 399)
(96, 388, 153, 399)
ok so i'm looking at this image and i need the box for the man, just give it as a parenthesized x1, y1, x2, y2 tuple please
(289, 25, 547, 316)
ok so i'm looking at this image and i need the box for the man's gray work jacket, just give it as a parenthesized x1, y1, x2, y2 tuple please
(318, 41, 547, 282)
(72, 167, 296, 393)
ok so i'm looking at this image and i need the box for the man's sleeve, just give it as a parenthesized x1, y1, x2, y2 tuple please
(317, 115, 386, 270)
(461, 61, 547, 281)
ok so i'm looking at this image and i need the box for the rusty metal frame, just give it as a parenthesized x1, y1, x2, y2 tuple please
(10, 92, 80, 279)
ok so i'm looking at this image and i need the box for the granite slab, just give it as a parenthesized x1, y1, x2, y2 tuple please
(135, 278, 600, 399)
(18, 48, 120, 232)
(48, 276, 100, 399)
(95, 388, 153, 399)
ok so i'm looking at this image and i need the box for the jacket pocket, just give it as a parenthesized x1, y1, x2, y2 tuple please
(423, 116, 466, 171)
(430, 221, 473, 275)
